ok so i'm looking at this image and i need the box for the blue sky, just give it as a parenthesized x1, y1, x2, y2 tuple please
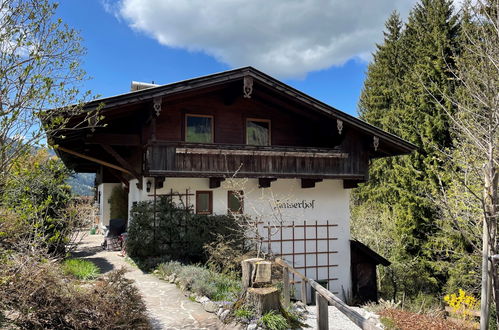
(55, 1, 417, 117)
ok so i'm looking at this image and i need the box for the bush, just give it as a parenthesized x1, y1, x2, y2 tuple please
(156, 261, 183, 279)
(62, 258, 100, 280)
(259, 310, 289, 330)
(0, 256, 151, 329)
(127, 197, 239, 262)
(204, 234, 255, 275)
(1, 151, 74, 256)
(155, 262, 241, 302)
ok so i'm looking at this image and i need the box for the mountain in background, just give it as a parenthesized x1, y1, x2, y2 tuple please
(67, 172, 95, 196)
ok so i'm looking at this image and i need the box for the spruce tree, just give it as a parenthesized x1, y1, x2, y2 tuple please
(353, 0, 459, 298)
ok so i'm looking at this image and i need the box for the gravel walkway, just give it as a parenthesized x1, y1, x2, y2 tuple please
(304, 305, 362, 330)
(73, 233, 224, 330)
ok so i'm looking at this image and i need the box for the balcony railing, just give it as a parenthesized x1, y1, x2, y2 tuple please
(146, 141, 366, 179)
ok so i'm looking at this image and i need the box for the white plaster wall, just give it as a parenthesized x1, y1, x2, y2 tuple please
(127, 177, 352, 301)
(97, 183, 121, 227)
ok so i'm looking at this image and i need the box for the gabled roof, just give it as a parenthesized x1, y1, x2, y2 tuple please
(78, 66, 416, 155)
(350, 240, 390, 266)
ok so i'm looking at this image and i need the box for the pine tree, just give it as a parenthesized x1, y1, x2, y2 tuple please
(353, 0, 459, 298)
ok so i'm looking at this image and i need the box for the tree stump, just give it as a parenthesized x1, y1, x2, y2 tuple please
(241, 258, 264, 289)
(247, 287, 281, 315)
(252, 261, 272, 286)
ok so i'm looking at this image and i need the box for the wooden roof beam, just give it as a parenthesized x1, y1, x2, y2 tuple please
(301, 178, 323, 189)
(259, 178, 277, 188)
(56, 146, 132, 176)
(209, 177, 225, 189)
(101, 144, 142, 189)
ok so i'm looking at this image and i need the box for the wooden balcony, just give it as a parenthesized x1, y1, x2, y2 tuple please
(146, 141, 368, 179)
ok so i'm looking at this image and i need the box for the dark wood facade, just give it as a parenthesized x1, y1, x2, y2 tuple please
(350, 240, 390, 304)
(47, 67, 415, 186)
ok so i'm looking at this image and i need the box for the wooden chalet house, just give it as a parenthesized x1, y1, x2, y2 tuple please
(48, 67, 415, 302)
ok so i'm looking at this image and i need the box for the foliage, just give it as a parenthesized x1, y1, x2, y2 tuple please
(62, 258, 100, 280)
(127, 197, 239, 262)
(0, 150, 76, 255)
(0, 255, 151, 329)
(234, 308, 254, 321)
(0, 0, 98, 187)
(259, 310, 289, 330)
(156, 261, 183, 278)
(155, 261, 241, 302)
(444, 289, 479, 321)
(109, 185, 128, 220)
(204, 234, 255, 275)
(352, 0, 464, 302)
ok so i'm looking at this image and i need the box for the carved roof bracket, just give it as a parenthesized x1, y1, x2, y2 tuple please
(373, 136, 379, 151)
(336, 119, 343, 135)
(153, 97, 162, 116)
(243, 76, 253, 98)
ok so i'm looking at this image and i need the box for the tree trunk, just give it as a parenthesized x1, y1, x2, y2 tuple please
(482, 161, 498, 329)
(246, 287, 281, 316)
(241, 258, 264, 290)
(481, 216, 491, 330)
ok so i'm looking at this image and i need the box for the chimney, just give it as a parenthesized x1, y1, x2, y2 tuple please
(130, 81, 160, 92)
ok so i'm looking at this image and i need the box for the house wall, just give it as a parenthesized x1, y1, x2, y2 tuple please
(154, 93, 339, 148)
(97, 182, 122, 227)
(127, 177, 352, 302)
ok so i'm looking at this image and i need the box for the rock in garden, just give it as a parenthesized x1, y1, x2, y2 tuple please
(220, 309, 230, 321)
(247, 323, 258, 330)
(197, 296, 210, 304)
(217, 308, 224, 317)
(203, 301, 219, 313)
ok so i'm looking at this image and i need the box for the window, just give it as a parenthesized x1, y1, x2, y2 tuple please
(246, 119, 270, 146)
(196, 191, 213, 214)
(186, 114, 213, 143)
(228, 191, 244, 214)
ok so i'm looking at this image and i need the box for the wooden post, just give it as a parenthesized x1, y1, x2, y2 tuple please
(301, 280, 307, 304)
(316, 293, 329, 330)
(282, 266, 290, 307)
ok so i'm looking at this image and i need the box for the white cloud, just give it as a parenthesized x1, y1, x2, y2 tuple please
(111, 0, 421, 78)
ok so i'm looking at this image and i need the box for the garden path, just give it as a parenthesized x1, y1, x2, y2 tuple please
(73, 233, 225, 330)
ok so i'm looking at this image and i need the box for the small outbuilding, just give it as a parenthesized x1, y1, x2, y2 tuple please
(350, 240, 390, 304)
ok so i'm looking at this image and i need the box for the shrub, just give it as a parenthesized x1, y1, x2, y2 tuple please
(444, 289, 479, 321)
(259, 310, 289, 330)
(1, 151, 75, 256)
(155, 262, 241, 302)
(127, 198, 238, 262)
(156, 261, 183, 279)
(0, 256, 151, 329)
(204, 234, 255, 275)
(62, 258, 100, 280)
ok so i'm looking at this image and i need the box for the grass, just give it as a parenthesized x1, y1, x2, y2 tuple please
(62, 258, 100, 280)
(234, 308, 254, 320)
(259, 310, 289, 330)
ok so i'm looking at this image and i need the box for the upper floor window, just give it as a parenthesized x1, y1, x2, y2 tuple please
(186, 114, 213, 143)
(246, 118, 271, 146)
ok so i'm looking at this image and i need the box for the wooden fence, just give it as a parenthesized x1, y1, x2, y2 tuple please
(276, 258, 381, 330)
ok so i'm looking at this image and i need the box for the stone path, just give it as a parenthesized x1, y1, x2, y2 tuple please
(73, 233, 224, 330)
